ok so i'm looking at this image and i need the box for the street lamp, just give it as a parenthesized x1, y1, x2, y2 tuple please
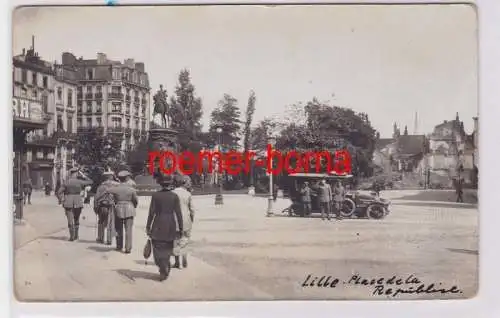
(214, 126, 224, 206)
(266, 135, 276, 217)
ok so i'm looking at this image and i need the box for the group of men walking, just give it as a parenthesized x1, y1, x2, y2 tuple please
(299, 179, 346, 220)
(56, 167, 195, 281)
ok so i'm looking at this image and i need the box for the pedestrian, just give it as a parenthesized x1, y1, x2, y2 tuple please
(125, 173, 137, 189)
(23, 178, 33, 205)
(318, 179, 332, 221)
(109, 170, 138, 253)
(57, 168, 93, 241)
(273, 183, 279, 201)
(44, 182, 51, 196)
(93, 171, 119, 245)
(172, 174, 195, 269)
(300, 182, 312, 216)
(333, 181, 345, 220)
(146, 173, 183, 281)
(456, 177, 464, 203)
(55, 179, 61, 203)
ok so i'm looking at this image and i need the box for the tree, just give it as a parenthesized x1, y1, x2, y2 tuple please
(126, 138, 149, 176)
(243, 90, 256, 154)
(276, 98, 378, 178)
(250, 118, 278, 153)
(74, 131, 124, 181)
(209, 94, 242, 150)
(167, 69, 203, 151)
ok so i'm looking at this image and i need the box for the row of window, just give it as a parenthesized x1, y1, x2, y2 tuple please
(77, 117, 146, 130)
(19, 68, 49, 89)
(77, 102, 146, 116)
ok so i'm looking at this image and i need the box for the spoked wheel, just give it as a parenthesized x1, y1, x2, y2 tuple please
(340, 198, 356, 218)
(367, 204, 386, 219)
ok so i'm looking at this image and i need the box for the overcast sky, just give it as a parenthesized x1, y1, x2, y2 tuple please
(12, 4, 478, 138)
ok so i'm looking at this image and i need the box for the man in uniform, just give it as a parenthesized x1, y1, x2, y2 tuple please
(300, 182, 312, 216)
(333, 180, 345, 220)
(318, 179, 332, 221)
(109, 170, 138, 253)
(57, 168, 93, 241)
(94, 171, 119, 245)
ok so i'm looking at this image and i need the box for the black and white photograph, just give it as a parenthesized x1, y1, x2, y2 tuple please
(11, 4, 478, 301)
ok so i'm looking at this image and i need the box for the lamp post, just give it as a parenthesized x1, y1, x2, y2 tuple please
(266, 135, 276, 217)
(214, 126, 224, 205)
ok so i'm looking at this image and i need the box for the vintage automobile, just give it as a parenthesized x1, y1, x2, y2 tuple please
(283, 172, 390, 219)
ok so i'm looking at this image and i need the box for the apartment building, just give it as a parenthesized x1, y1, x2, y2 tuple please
(61, 52, 151, 152)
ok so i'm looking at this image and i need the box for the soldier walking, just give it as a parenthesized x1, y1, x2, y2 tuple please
(57, 168, 93, 241)
(93, 171, 118, 245)
(109, 170, 138, 253)
(172, 175, 195, 269)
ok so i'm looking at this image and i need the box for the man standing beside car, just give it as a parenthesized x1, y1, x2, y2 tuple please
(318, 179, 332, 221)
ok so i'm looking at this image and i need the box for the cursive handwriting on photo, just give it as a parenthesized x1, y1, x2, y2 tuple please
(301, 273, 463, 298)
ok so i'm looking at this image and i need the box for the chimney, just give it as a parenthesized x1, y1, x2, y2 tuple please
(31, 35, 35, 50)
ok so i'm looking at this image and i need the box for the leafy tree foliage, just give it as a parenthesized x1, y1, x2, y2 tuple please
(126, 137, 149, 176)
(276, 98, 378, 178)
(250, 118, 279, 153)
(167, 69, 204, 151)
(74, 131, 124, 181)
(209, 94, 242, 150)
(242, 90, 256, 153)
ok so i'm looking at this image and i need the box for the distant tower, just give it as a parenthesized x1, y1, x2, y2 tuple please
(404, 125, 408, 136)
(393, 122, 400, 139)
(413, 111, 418, 135)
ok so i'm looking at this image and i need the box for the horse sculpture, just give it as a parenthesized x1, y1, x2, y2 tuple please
(153, 84, 170, 128)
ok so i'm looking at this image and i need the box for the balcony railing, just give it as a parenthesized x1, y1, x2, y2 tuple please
(95, 92, 103, 99)
(85, 109, 93, 114)
(111, 108, 122, 113)
(85, 93, 93, 99)
(109, 92, 123, 99)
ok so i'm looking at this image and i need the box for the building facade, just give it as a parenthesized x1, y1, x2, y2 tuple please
(12, 40, 51, 217)
(60, 52, 150, 154)
(425, 113, 475, 186)
(13, 42, 56, 189)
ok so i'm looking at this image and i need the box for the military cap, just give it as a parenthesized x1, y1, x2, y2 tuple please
(117, 170, 131, 178)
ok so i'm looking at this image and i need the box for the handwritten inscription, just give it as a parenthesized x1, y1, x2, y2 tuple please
(301, 273, 463, 298)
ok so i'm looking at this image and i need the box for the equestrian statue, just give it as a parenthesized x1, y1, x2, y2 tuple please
(153, 84, 170, 128)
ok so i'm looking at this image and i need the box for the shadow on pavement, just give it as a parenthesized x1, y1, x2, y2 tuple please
(447, 248, 478, 255)
(87, 245, 115, 252)
(115, 269, 159, 282)
(134, 259, 153, 266)
(41, 235, 69, 241)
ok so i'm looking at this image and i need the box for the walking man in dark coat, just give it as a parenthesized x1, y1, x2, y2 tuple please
(146, 174, 183, 281)
(109, 170, 138, 253)
(94, 171, 119, 245)
(57, 168, 93, 241)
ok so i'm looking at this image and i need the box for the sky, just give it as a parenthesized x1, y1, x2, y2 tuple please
(12, 4, 478, 138)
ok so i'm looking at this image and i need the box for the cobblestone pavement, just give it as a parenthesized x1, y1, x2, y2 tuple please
(14, 191, 478, 301)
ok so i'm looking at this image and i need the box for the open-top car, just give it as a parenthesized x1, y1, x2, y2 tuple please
(283, 171, 390, 219)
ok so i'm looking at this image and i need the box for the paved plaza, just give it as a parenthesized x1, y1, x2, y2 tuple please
(14, 190, 478, 301)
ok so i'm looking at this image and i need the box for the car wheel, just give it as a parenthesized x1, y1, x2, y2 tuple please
(367, 204, 385, 219)
(340, 198, 356, 217)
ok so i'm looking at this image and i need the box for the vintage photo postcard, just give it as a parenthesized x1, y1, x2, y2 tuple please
(12, 4, 478, 301)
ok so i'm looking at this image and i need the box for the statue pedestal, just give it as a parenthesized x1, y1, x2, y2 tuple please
(134, 128, 179, 195)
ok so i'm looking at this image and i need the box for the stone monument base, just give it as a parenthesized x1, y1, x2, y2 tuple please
(134, 127, 179, 195)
